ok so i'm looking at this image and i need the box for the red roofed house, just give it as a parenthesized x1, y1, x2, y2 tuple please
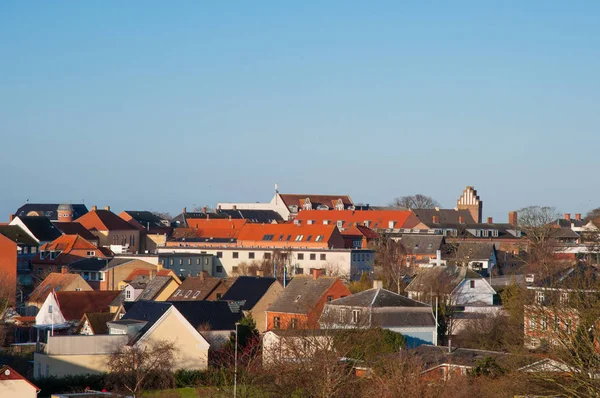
(75, 206, 140, 254)
(292, 209, 421, 231)
(32, 234, 110, 277)
(26, 270, 93, 314)
(265, 270, 351, 330)
(0, 365, 39, 398)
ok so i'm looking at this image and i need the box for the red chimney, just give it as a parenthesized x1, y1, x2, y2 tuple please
(508, 211, 518, 225)
(92, 205, 98, 211)
(575, 213, 582, 221)
(60, 266, 68, 274)
(432, 215, 440, 224)
(8, 214, 14, 222)
(487, 217, 493, 224)
(564, 213, 571, 221)
(312, 268, 323, 280)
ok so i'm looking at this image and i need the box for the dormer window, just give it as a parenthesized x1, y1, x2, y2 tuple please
(492, 230, 499, 237)
(315, 235, 324, 242)
(193, 291, 201, 299)
(86, 251, 95, 257)
(482, 230, 489, 237)
(307, 220, 314, 225)
(388, 221, 396, 229)
(335, 199, 344, 211)
(323, 220, 330, 225)
(303, 199, 312, 211)
(295, 235, 304, 241)
(337, 221, 344, 229)
(184, 290, 192, 298)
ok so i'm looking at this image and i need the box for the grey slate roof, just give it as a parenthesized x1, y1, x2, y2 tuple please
(123, 211, 168, 228)
(16, 216, 62, 242)
(327, 288, 429, 308)
(405, 266, 482, 294)
(0, 225, 38, 246)
(266, 276, 339, 315)
(397, 235, 444, 255)
(14, 203, 88, 221)
(169, 301, 244, 331)
(136, 276, 172, 301)
(221, 276, 278, 310)
(448, 242, 496, 261)
(412, 209, 475, 226)
(119, 301, 172, 344)
(69, 258, 112, 272)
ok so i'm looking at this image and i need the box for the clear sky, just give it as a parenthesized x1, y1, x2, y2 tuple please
(1, 1, 599, 221)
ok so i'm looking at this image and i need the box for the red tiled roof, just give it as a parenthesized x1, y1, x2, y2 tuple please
(28, 273, 91, 304)
(75, 209, 137, 232)
(56, 290, 121, 321)
(0, 365, 40, 392)
(236, 223, 341, 248)
(40, 234, 98, 253)
(340, 225, 379, 239)
(185, 219, 247, 238)
(292, 209, 418, 230)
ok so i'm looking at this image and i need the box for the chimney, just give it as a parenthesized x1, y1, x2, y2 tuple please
(217, 205, 222, 211)
(508, 211, 518, 225)
(432, 215, 440, 224)
(104, 206, 110, 212)
(575, 213, 582, 221)
(150, 269, 157, 279)
(458, 216, 464, 224)
(256, 270, 264, 277)
(9, 214, 14, 222)
(92, 205, 98, 211)
(60, 266, 68, 274)
(183, 207, 187, 214)
(373, 280, 383, 290)
(312, 268, 323, 280)
(564, 213, 571, 221)
(232, 205, 237, 211)
(487, 217, 493, 224)
(202, 206, 207, 213)
(200, 270, 208, 280)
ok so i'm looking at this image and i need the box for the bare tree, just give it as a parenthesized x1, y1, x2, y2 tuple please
(107, 340, 178, 398)
(152, 211, 172, 221)
(389, 194, 440, 209)
(370, 236, 407, 293)
(584, 207, 600, 222)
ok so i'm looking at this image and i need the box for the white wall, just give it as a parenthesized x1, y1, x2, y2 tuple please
(452, 278, 495, 306)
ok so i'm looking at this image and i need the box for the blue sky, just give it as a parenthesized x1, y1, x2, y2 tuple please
(1, 1, 598, 220)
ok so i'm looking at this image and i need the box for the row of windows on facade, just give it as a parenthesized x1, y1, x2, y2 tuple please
(111, 235, 135, 246)
(535, 291, 570, 305)
(18, 246, 37, 254)
(288, 202, 346, 213)
(528, 315, 573, 334)
(39, 250, 96, 260)
(261, 234, 325, 242)
(165, 257, 211, 266)
(171, 289, 223, 299)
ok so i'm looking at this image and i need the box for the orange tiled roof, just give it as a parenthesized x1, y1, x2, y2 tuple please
(56, 290, 121, 321)
(236, 223, 340, 248)
(340, 225, 380, 239)
(75, 209, 137, 232)
(28, 272, 90, 304)
(292, 209, 418, 230)
(40, 234, 98, 253)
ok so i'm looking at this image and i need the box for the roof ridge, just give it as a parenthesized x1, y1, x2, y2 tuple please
(370, 288, 381, 308)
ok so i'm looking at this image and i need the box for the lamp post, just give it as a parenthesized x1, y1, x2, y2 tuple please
(234, 321, 240, 398)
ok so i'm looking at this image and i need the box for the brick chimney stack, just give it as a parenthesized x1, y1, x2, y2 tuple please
(432, 215, 440, 224)
(92, 205, 98, 211)
(458, 216, 465, 224)
(104, 206, 110, 212)
(508, 211, 518, 225)
(312, 268, 323, 280)
(575, 213, 582, 221)
(61, 266, 68, 274)
(487, 217, 493, 224)
(564, 213, 571, 221)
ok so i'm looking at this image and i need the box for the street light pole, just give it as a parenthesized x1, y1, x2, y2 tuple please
(234, 322, 239, 398)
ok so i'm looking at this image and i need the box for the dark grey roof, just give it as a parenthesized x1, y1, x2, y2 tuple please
(69, 258, 112, 272)
(532, 264, 600, 289)
(0, 225, 38, 246)
(129, 275, 150, 290)
(556, 218, 586, 228)
(410, 345, 511, 369)
(136, 276, 172, 301)
(216, 209, 283, 223)
(266, 276, 339, 315)
(14, 203, 88, 221)
(448, 242, 496, 261)
(121, 301, 172, 344)
(327, 288, 429, 308)
(16, 216, 62, 242)
(123, 211, 168, 228)
(412, 209, 475, 226)
(397, 235, 444, 255)
(53, 222, 98, 242)
(220, 276, 278, 310)
(169, 301, 244, 331)
(405, 266, 482, 294)
(371, 308, 435, 328)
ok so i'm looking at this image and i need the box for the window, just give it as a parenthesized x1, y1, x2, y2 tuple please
(529, 317, 536, 330)
(184, 290, 192, 298)
(233, 252, 239, 259)
(75, 287, 82, 291)
(216, 293, 223, 299)
(193, 291, 201, 298)
(249, 252, 255, 259)
(278, 235, 284, 241)
(470, 280, 475, 289)
(315, 235, 324, 242)
(273, 316, 281, 329)
(204, 258, 209, 265)
(290, 318, 297, 329)
(31, 247, 37, 254)
(217, 252, 223, 258)
(307, 220, 314, 225)
(298, 253, 304, 260)
(188, 258, 191, 265)
(352, 310, 361, 324)
(264, 253, 271, 260)
(323, 220, 330, 225)
(296, 267, 304, 275)
(174, 289, 182, 297)
(294, 295, 302, 302)
(553, 315, 559, 331)
(310, 253, 316, 260)
(541, 316, 548, 331)
(306, 235, 312, 242)
(339, 309, 347, 322)
(99, 272, 105, 281)
(126, 289, 131, 299)
(388, 221, 396, 228)
(560, 292, 569, 304)
(179, 259, 183, 265)
(564, 319, 571, 334)
(352, 254, 357, 261)
(535, 291, 545, 305)
(197, 258, 201, 264)
(216, 266, 224, 273)
(320, 254, 326, 261)
(337, 221, 344, 228)
(170, 259, 174, 265)
(232, 266, 239, 274)
(262, 234, 274, 241)
(327, 295, 333, 302)
(286, 235, 292, 241)
(295, 235, 304, 241)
